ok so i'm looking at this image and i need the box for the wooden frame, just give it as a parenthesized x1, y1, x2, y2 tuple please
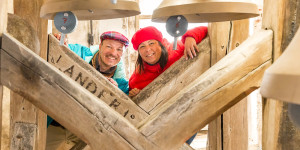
(0, 26, 272, 149)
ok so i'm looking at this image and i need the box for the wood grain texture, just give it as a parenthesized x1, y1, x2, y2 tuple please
(0, 0, 3, 142)
(12, 1, 48, 149)
(1, 33, 158, 150)
(139, 30, 273, 150)
(207, 21, 231, 150)
(261, 0, 300, 150)
(11, 123, 36, 150)
(208, 21, 231, 63)
(133, 37, 211, 113)
(7, 11, 47, 150)
(0, 0, 8, 37)
(13, 0, 48, 59)
(261, 0, 285, 149)
(223, 19, 250, 150)
(1, 86, 11, 150)
(48, 34, 148, 126)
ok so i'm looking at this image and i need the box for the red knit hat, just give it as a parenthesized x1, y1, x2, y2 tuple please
(131, 26, 163, 50)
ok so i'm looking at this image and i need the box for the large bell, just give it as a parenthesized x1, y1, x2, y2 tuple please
(260, 27, 300, 105)
(152, 0, 259, 23)
(40, 0, 140, 20)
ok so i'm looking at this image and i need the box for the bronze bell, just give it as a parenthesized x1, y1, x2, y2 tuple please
(261, 27, 300, 105)
(152, 0, 259, 23)
(40, 0, 140, 20)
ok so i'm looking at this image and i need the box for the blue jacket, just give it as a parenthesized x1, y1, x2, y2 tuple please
(89, 45, 129, 94)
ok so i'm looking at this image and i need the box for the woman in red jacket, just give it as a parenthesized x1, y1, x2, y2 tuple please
(129, 26, 208, 97)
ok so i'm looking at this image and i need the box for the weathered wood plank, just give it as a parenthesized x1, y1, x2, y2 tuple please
(133, 37, 211, 113)
(11, 123, 36, 150)
(223, 19, 250, 150)
(49, 32, 192, 150)
(139, 29, 273, 150)
(262, 0, 294, 150)
(0, 0, 10, 148)
(48, 34, 148, 126)
(262, 0, 285, 60)
(208, 21, 231, 63)
(0, 0, 8, 37)
(207, 21, 231, 150)
(6, 12, 47, 150)
(0, 33, 158, 150)
(1, 86, 11, 150)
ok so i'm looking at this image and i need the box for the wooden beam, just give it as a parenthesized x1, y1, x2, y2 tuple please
(0, 33, 158, 150)
(0, 0, 8, 37)
(262, 0, 300, 149)
(11, 123, 36, 150)
(261, 0, 285, 149)
(6, 12, 47, 150)
(0, 0, 8, 148)
(12, 0, 48, 149)
(1, 86, 11, 150)
(49, 33, 193, 150)
(133, 37, 211, 113)
(223, 19, 250, 150)
(139, 29, 273, 150)
(48, 34, 148, 126)
(207, 21, 231, 150)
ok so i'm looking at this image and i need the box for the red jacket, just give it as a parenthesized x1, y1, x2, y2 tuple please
(129, 26, 208, 90)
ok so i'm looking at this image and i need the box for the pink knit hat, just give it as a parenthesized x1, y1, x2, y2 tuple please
(131, 26, 163, 50)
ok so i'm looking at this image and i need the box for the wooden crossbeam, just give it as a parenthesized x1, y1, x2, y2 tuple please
(0, 29, 273, 149)
(133, 37, 211, 113)
(48, 34, 148, 126)
(138, 29, 273, 149)
(48, 34, 193, 150)
(0, 33, 158, 150)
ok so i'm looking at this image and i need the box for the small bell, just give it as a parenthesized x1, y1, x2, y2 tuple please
(54, 11, 78, 45)
(166, 15, 188, 50)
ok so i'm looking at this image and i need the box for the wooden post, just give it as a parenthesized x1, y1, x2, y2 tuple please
(261, 0, 284, 150)
(0, 0, 12, 149)
(207, 21, 231, 150)
(207, 19, 250, 150)
(7, 0, 48, 149)
(262, 0, 300, 149)
(0, 0, 7, 147)
(223, 19, 250, 150)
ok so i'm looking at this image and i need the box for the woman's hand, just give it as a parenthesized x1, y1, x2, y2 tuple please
(184, 37, 199, 60)
(107, 77, 118, 87)
(129, 88, 140, 98)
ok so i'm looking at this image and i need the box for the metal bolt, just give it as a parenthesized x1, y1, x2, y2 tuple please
(177, 16, 181, 21)
(61, 26, 66, 30)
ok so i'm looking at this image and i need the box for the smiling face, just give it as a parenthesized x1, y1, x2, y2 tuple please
(138, 40, 162, 65)
(98, 39, 124, 71)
